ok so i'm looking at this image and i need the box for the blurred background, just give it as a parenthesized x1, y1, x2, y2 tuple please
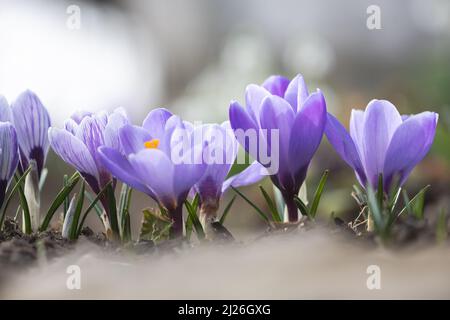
(0, 0, 449, 237)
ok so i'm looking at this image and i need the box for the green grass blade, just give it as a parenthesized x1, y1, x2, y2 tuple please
(0, 166, 32, 230)
(83, 191, 103, 218)
(401, 190, 413, 216)
(219, 195, 236, 224)
(308, 170, 329, 218)
(185, 211, 194, 240)
(398, 185, 430, 219)
(69, 181, 85, 240)
(63, 175, 69, 217)
(184, 200, 205, 239)
(259, 185, 281, 222)
(106, 183, 120, 240)
(192, 193, 200, 212)
(77, 181, 112, 236)
(118, 184, 133, 239)
(40, 172, 81, 231)
(231, 186, 268, 222)
(15, 173, 32, 234)
(388, 186, 402, 213)
(294, 195, 310, 218)
(367, 185, 384, 233)
(184, 194, 199, 240)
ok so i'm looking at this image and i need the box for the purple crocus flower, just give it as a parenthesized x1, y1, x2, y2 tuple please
(192, 122, 266, 227)
(11, 90, 51, 177)
(48, 108, 129, 195)
(0, 97, 19, 207)
(325, 99, 438, 191)
(98, 108, 206, 238)
(229, 74, 327, 222)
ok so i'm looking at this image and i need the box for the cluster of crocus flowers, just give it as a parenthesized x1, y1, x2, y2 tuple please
(0, 74, 438, 242)
(325, 100, 438, 192)
(229, 74, 327, 222)
(96, 109, 264, 237)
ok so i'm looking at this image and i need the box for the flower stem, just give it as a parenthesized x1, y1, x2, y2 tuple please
(284, 195, 298, 222)
(169, 206, 184, 239)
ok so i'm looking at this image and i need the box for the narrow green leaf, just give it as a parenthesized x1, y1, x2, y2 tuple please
(398, 185, 430, 220)
(77, 181, 112, 236)
(293, 195, 310, 218)
(40, 172, 81, 231)
(185, 211, 194, 240)
(0, 166, 32, 229)
(184, 200, 205, 240)
(231, 186, 269, 222)
(69, 181, 85, 239)
(15, 174, 31, 234)
(118, 184, 133, 240)
(219, 195, 236, 225)
(83, 191, 103, 218)
(367, 185, 384, 233)
(106, 183, 120, 240)
(386, 187, 402, 230)
(63, 174, 69, 217)
(402, 190, 413, 216)
(308, 170, 329, 218)
(192, 193, 200, 212)
(259, 185, 281, 222)
(388, 186, 402, 213)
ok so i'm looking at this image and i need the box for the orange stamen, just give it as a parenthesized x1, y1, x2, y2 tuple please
(144, 139, 160, 149)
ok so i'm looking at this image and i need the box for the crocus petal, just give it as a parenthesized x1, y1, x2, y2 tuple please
(262, 75, 290, 97)
(11, 90, 51, 174)
(0, 96, 12, 122)
(221, 121, 239, 165)
(104, 109, 129, 151)
(119, 124, 151, 155)
(48, 128, 99, 182)
(142, 108, 173, 140)
(64, 119, 79, 135)
(259, 95, 295, 190)
(284, 74, 309, 113)
(288, 91, 326, 178)
(75, 116, 106, 172)
(0, 122, 19, 182)
(325, 113, 367, 185)
(195, 125, 233, 200)
(244, 84, 270, 125)
(160, 115, 185, 156)
(98, 146, 153, 197)
(229, 100, 262, 161)
(349, 109, 365, 159)
(129, 149, 177, 209)
(383, 112, 438, 187)
(70, 110, 92, 124)
(362, 99, 403, 186)
(222, 161, 267, 192)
